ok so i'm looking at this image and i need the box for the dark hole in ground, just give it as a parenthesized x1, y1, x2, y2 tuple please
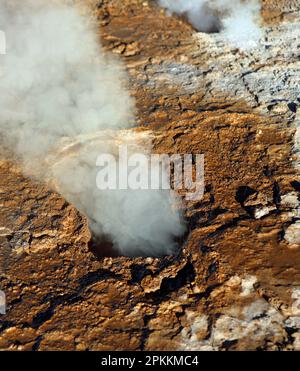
(235, 186, 257, 205)
(88, 235, 120, 258)
(89, 232, 187, 259)
(288, 102, 297, 113)
(291, 180, 300, 192)
(273, 182, 281, 206)
(157, 1, 222, 34)
(181, 11, 222, 34)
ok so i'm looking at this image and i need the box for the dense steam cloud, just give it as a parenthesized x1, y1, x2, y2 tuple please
(159, 0, 262, 49)
(0, 1, 185, 256)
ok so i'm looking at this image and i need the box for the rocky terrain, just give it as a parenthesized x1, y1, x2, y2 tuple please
(0, 0, 300, 351)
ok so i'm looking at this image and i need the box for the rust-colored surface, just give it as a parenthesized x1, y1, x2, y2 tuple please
(1, 0, 300, 350)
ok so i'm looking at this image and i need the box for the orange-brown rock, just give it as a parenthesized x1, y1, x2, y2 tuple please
(1, 0, 300, 351)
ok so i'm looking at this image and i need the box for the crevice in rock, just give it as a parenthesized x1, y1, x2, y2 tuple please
(235, 186, 257, 205)
(140, 313, 156, 351)
(32, 335, 43, 351)
(129, 264, 153, 285)
(78, 268, 123, 289)
(145, 261, 196, 304)
(288, 102, 297, 113)
(29, 268, 123, 330)
(273, 182, 281, 206)
(31, 293, 83, 329)
(221, 339, 238, 350)
(291, 180, 300, 192)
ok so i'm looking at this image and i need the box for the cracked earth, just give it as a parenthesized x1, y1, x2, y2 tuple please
(1, 0, 300, 351)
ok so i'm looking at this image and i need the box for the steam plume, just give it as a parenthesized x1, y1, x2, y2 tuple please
(0, 1, 185, 256)
(159, 0, 262, 49)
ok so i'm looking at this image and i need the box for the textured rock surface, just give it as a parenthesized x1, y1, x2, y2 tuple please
(1, 0, 300, 350)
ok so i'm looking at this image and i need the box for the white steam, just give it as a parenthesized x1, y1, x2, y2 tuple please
(159, 0, 262, 49)
(0, 1, 185, 256)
